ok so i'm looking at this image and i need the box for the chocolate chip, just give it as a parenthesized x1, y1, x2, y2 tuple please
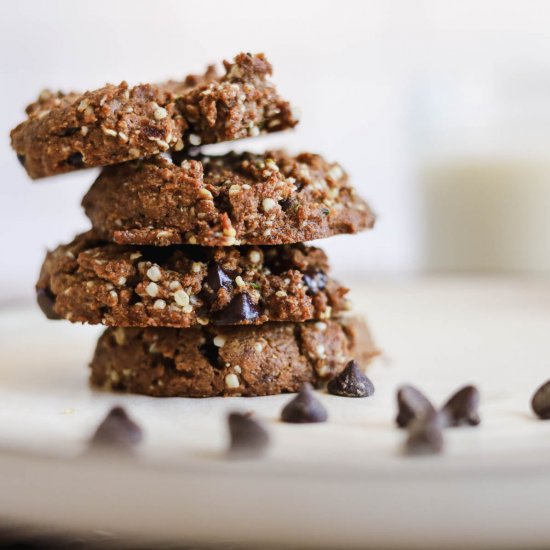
(396, 384, 436, 428)
(281, 383, 328, 423)
(206, 261, 234, 293)
(157, 355, 177, 373)
(227, 412, 270, 458)
(279, 198, 293, 212)
(199, 341, 221, 369)
(66, 152, 85, 168)
(58, 126, 80, 137)
(327, 360, 375, 397)
(404, 412, 445, 456)
(531, 380, 550, 419)
(17, 154, 26, 166)
(90, 406, 143, 451)
(142, 125, 165, 139)
(212, 293, 260, 325)
(170, 150, 186, 165)
(302, 269, 328, 295)
(294, 180, 305, 192)
(36, 287, 60, 320)
(441, 385, 481, 427)
(262, 253, 294, 275)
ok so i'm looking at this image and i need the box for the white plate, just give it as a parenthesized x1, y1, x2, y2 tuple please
(1, 277, 550, 549)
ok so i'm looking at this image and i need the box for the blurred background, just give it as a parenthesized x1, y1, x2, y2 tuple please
(2, 0, 550, 303)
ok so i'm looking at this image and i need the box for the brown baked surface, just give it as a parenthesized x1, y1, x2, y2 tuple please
(37, 231, 348, 327)
(11, 53, 298, 179)
(89, 316, 378, 397)
(82, 150, 375, 247)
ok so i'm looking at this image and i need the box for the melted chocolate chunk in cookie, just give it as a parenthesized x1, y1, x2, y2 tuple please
(303, 270, 328, 295)
(205, 261, 234, 293)
(58, 127, 80, 137)
(212, 293, 260, 325)
(66, 152, 85, 168)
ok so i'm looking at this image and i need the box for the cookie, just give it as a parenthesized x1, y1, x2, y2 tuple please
(82, 150, 375, 247)
(11, 53, 298, 179)
(37, 231, 349, 327)
(89, 316, 378, 397)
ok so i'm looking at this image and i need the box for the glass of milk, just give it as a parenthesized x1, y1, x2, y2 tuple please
(414, 71, 550, 272)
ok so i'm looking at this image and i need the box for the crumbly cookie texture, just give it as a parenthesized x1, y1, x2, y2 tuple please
(11, 53, 298, 179)
(37, 231, 348, 327)
(89, 316, 379, 397)
(83, 150, 375, 247)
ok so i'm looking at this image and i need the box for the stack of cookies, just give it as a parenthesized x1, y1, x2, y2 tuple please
(11, 52, 378, 397)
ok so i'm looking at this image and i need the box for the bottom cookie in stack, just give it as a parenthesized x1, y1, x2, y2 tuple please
(90, 316, 378, 397)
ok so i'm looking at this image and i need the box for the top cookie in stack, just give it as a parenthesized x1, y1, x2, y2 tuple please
(11, 53, 298, 179)
(12, 52, 378, 397)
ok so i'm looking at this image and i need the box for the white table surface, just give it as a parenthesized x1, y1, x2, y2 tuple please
(1, 276, 550, 549)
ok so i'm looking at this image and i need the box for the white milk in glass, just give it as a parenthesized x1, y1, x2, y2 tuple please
(414, 71, 550, 272)
(421, 158, 550, 272)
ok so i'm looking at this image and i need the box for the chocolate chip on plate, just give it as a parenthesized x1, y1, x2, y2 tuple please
(404, 412, 445, 456)
(227, 412, 270, 458)
(90, 406, 143, 451)
(531, 380, 550, 419)
(441, 385, 481, 427)
(36, 287, 61, 320)
(395, 384, 436, 428)
(212, 293, 260, 325)
(281, 383, 328, 423)
(327, 360, 374, 397)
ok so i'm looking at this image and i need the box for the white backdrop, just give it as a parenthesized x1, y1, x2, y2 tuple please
(2, 0, 550, 303)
